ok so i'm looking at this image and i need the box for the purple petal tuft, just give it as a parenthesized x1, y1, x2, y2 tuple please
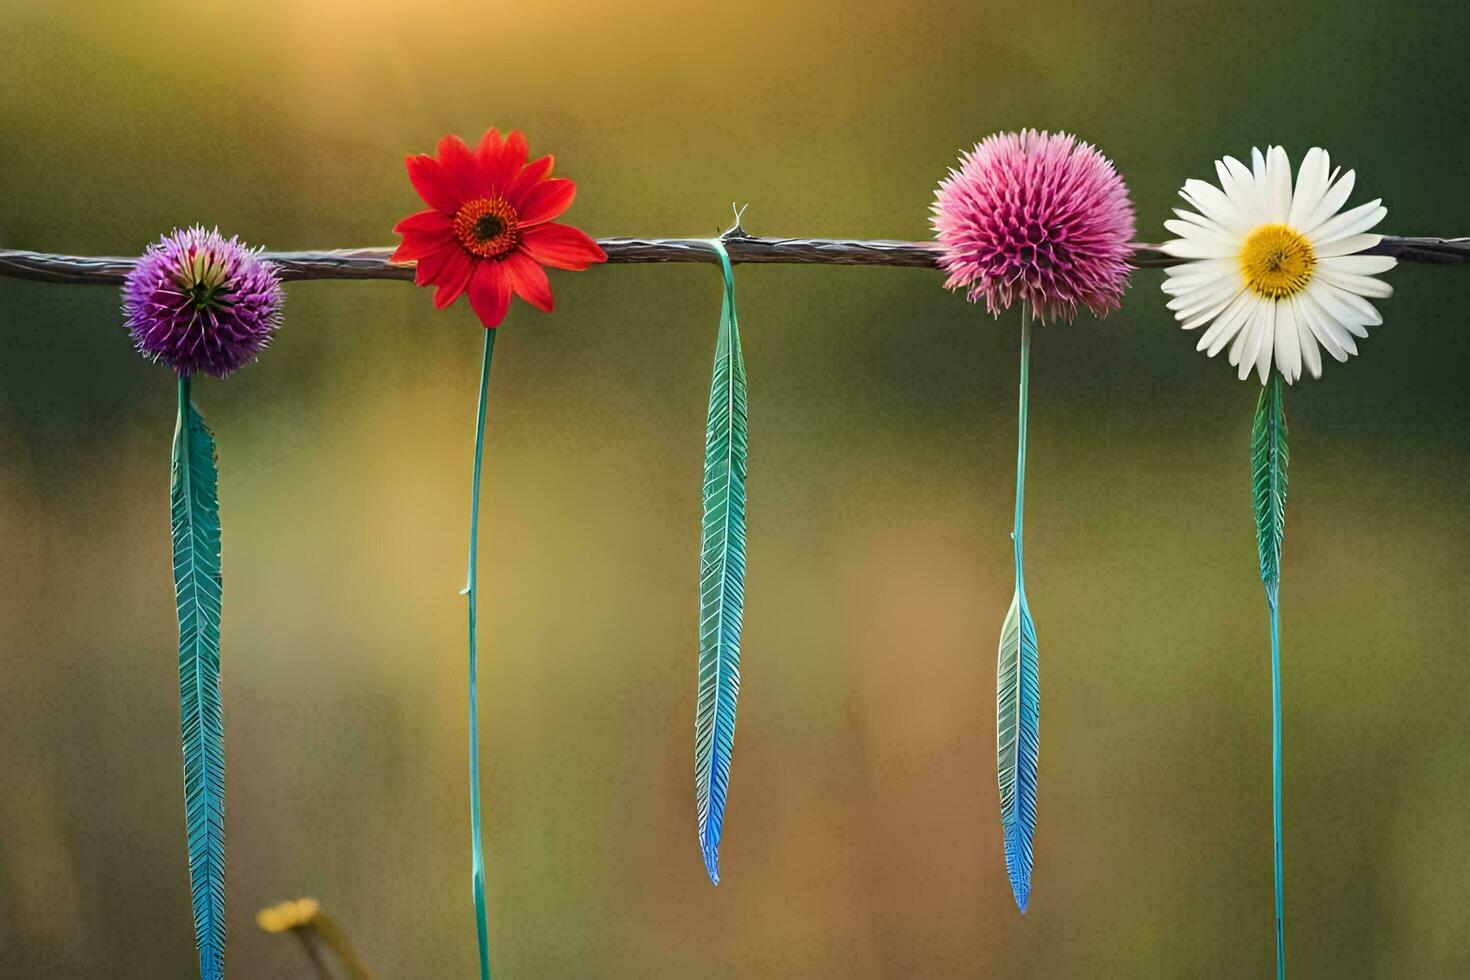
(122, 226, 283, 378)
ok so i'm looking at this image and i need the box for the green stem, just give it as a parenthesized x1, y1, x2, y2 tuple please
(1268, 577, 1284, 980)
(177, 376, 190, 442)
(464, 328, 498, 980)
(1266, 371, 1285, 980)
(1013, 303, 1031, 590)
(291, 930, 332, 980)
(313, 914, 373, 980)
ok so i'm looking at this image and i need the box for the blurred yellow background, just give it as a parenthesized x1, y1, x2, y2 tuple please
(3, 1, 1469, 976)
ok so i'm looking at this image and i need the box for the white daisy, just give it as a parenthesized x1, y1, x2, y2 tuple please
(1160, 146, 1396, 384)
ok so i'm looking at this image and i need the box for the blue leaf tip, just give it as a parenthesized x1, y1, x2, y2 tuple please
(702, 838, 721, 885)
(1002, 821, 1034, 915)
(1011, 879, 1030, 914)
(1004, 839, 1033, 914)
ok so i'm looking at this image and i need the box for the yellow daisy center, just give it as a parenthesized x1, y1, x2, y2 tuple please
(1239, 224, 1315, 300)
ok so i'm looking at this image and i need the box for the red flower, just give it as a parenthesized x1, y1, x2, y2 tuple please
(392, 129, 606, 328)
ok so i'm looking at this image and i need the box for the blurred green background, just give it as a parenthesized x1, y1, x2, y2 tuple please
(3, 1, 1469, 976)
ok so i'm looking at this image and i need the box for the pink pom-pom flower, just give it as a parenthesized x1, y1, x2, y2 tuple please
(931, 130, 1136, 323)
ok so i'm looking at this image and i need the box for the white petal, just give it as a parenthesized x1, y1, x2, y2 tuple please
(1181, 285, 1247, 330)
(1256, 299, 1277, 383)
(1182, 304, 1230, 333)
(1233, 299, 1270, 379)
(1169, 276, 1240, 318)
(1291, 297, 1324, 379)
(1158, 258, 1240, 293)
(1228, 298, 1260, 367)
(1275, 297, 1303, 383)
(1200, 291, 1258, 356)
(1300, 168, 1356, 234)
(1224, 155, 1253, 184)
(1165, 269, 1241, 306)
(1166, 284, 1223, 314)
(1223, 155, 1256, 209)
(1310, 200, 1387, 246)
(1251, 147, 1267, 184)
(1217, 154, 1252, 185)
(1287, 148, 1330, 229)
(1160, 237, 1239, 259)
(1163, 273, 1238, 301)
(1267, 146, 1293, 223)
(1200, 309, 1247, 357)
(1317, 266, 1394, 299)
(1296, 289, 1354, 361)
(1163, 218, 1239, 248)
(1182, 179, 1253, 233)
(1215, 159, 1234, 192)
(1319, 254, 1397, 276)
(1316, 232, 1381, 258)
(1310, 279, 1380, 337)
(1171, 208, 1233, 237)
(1164, 257, 1237, 284)
(1216, 156, 1252, 207)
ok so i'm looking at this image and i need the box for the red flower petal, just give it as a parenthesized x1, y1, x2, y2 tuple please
(405, 154, 461, 215)
(490, 130, 529, 197)
(473, 127, 502, 162)
(503, 250, 554, 312)
(471, 128, 502, 196)
(393, 209, 452, 235)
(392, 230, 454, 263)
(506, 155, 555, 210)
(433, 250, 476, 309)
(467, 259, 512, 328)
(436, 135, 477, 200)
(519, 223, 607, 270)
(517, 178, 576, 226)
(414, 244, 459, 286)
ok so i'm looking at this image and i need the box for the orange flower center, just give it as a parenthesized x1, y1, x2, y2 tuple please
(453, 197, 520, 258)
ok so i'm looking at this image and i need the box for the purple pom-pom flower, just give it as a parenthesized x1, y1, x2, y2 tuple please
(931, 129, 1136, 323)
(123, 226, 283, 378)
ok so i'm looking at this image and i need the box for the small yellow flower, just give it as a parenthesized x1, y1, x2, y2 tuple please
(255, 897, 321, 934)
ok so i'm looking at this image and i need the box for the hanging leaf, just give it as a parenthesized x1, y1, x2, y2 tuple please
(996, 587, 1039, 913)
(996, 309, 1039, 914)
(171, 379, 225, 980)
(695, 241, 748, 886)
(1251, 374, 1289, 587)
(1251, 372, 1289, 979)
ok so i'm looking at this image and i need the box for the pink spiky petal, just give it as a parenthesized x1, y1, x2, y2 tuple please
(931, 130, 1136, 323)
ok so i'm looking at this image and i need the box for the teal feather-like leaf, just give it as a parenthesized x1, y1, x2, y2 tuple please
(1252, 372, 1289, 978)
(171, 379, 225, 980)
(996, 308, 1039, 913)
(695, 241, 747, 886)
(996, 587, 1039, 913)
(1251, 374, 1289, 586)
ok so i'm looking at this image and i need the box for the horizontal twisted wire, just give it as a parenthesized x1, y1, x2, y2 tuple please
(1, 235, 1465, 284)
